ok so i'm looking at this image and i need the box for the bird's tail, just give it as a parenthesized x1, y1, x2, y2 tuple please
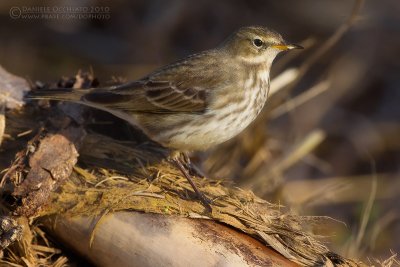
(25, 88, 88, 103)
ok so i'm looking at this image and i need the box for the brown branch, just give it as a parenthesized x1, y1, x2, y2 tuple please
(298, 0, 365, 77)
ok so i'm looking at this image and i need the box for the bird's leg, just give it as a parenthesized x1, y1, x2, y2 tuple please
(171, 156, 212, 212)
(181, 152, 206, 178)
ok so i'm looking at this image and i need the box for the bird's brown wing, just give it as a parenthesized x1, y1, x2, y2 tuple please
(81, 55, 224, 114)
(82, 79, 207, 114)
(82, 80, 207, 113)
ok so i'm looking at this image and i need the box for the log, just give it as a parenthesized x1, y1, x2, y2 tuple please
(45, 212, 297, 267)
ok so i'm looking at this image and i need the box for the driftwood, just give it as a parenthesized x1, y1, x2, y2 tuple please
(44, 212, 297, 267)
(0, 67, 366, 266)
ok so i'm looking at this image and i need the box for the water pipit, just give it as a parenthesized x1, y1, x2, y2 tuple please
(28, 26, 302, 210)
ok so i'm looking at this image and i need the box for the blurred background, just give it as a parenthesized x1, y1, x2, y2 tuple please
(0, 0, 399, 262)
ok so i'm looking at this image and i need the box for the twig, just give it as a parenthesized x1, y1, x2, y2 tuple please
(270, 80, 331, 119)
(298, 0, 365, 78)
(352, 151, 378, 257)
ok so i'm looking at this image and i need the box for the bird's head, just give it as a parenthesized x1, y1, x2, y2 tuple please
(221, 26, 302, 65)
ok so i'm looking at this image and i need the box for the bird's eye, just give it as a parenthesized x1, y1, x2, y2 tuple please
(253, 38, 263, 48)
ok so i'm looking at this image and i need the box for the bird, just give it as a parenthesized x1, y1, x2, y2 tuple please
(27, 26, 302, 210)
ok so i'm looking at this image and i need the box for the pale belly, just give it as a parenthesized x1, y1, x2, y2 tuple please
(164, 108, 260, 150)
(151, 85, 268, 151)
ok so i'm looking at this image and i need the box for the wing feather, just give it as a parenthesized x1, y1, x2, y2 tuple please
(81, 51, 225, 114)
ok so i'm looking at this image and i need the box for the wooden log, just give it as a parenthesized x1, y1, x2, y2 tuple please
(45, 211, 298, 267)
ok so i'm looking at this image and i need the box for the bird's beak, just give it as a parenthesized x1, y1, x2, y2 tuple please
(271, 43, 303, 51)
